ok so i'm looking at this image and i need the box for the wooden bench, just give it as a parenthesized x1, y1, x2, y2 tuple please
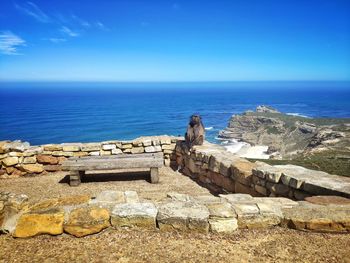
(61, 153, 164, 186)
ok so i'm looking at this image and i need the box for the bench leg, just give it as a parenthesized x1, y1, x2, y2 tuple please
(69, 171, 84, 186)
(150, 167, 159, 184)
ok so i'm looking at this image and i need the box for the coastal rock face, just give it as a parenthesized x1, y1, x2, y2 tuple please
(219, 105, 350, 158)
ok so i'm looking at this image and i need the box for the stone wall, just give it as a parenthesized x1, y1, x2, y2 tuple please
(2, 137, 350, 201)
(0, 136, 180, 178)
(1, 190, 350, 238)
(176, 141, 350, 200)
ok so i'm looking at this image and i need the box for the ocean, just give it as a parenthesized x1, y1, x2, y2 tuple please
(0, 81, 349, 146)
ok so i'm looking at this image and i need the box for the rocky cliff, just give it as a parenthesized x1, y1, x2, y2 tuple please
(219, 105, 350, 159)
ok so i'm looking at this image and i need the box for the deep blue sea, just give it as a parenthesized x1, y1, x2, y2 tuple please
(0, 81, 349, 146)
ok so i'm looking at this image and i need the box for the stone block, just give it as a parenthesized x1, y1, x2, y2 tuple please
(20, 164, 44, 174)
(44, 165, 62, 172)
(121, 144, 133, 149)
(2, 141, 30, 152)
(89, 151, 100, 156)
(209, 218, 238, 233)
(81, 143, 101, 152)
(23, 146, 43, 157)
(23, 156, 37, 164)
(13, 208, 64, 238)
(254, 185, 268, 196)
(2, 157, 19, 166)
(161, 144, 175, 150)
(102, 144, 116, 150)
(206, 202, 236, 218)
(52, 151, 74, 157)
(29, 195, 91, 211)
(144, 146, 162, 153)
(111, 202, 157, 229)
(157, 201, 210, 233)
(90, 191, 125, 210)
(36, 154, 59, 165)
(220, 193, 254, 203)
(131, 147, 144, 154)
(64, 206, 110, 237)
(43, 144, 63, 151)
(100, 150, 111, 156)
(266, 182, 290, 196)
(111, 149, 123, 155)
(124, 191, 139, 203)
(62, 144, 81, 152)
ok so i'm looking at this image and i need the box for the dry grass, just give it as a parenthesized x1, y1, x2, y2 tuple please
(0, 167, 210, 203)
(1, 228, 349, 263)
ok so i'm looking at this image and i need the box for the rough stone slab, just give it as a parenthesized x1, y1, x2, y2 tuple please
(2, 157, 19, 166)
(275, 165, 350, 197)
(305, 195, 350, 205)
(64, 206, 110, 237)
(282, 202, 350, 232)
(13, 208, 64, 238)
(167, 192, 194, 202)
(23, 146, 43, 157)
(206, 202, 237, 218)
(29, 195, 91, 211)
(102, 144, 116, 150)
(81, 143, 101, 152)
(124, 191, 139, 203)
(209, 218, 238, 233)
(2, 141, 30, 152)
(20, 164, 44, 174)
(90, 190, 125, 207)
(232, 203, 260, 217)
(157, 201, 210, 233)
(220, 194, 254, 204)
(36, 155, 58, 165)
(193, 195, 222, 205)
(111, 202, 157, 229)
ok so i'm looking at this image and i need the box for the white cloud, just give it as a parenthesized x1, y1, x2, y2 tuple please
(95, 21, 109, 31)
(0, 31, 26, 55)
(71, 14, 90, 28)
(14, 1, 50, 23)
(60, 26, 79, 37)
(47, 38, 67, 43)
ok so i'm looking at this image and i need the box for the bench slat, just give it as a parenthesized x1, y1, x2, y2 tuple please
(61, 153, 164, 171)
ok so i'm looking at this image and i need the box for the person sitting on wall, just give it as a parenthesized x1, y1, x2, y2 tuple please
(185, 114, 205, 149)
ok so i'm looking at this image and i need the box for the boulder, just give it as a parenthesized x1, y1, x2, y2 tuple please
(111, 202, 157, 229)
(13, 208, 64, 238)
(64, 206, 110, 237)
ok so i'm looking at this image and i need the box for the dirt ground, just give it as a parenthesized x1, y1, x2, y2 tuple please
(1, 168, 350, 262)
(0, 167, 211, 203)
(0, 228, 349, 263)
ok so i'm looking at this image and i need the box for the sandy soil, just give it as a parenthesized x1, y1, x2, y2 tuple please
(0, 167, 211, 203)
(1, 228, 349, 263)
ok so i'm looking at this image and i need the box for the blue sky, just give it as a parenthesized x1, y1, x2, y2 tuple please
(0, 0, 349, 81)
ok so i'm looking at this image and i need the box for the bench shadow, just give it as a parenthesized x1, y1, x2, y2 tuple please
(58, 171, 151, 184)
